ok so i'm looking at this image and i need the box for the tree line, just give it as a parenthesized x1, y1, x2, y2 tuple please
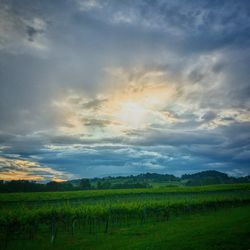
(0, 179, 150, 193)
(1, 170, 249, 192)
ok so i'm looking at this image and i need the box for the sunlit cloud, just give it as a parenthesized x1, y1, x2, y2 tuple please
(0, 156, 71, 181)
(52, 69, 180, 137)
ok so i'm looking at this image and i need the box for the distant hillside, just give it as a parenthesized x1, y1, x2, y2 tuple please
(70, 170, 249, 188)
(182, 170, 250, 186)
(70, 172, 180, 189)
(0, 170, 249, 192)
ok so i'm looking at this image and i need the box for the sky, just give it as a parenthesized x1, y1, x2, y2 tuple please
(0, 0, 250, 181)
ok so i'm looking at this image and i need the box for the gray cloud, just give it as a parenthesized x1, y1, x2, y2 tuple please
(0, 0, 249, 179)
(202, 111, 217, 122)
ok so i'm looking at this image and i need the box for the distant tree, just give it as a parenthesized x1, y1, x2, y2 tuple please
(46, 181, 60, 191)
(79, 179, 91, 190)
(97, 180, 111, 189)
(183, 170, 234, 186)
(46, 181, 73, 191)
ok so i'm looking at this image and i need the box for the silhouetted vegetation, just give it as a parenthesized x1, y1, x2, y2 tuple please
(182, 170, 250, 186)
(79, 179, 91, 190)
(0, 170, 249, 192)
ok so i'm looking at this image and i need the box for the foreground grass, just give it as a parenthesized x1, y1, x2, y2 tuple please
(4, 205, 250, 250)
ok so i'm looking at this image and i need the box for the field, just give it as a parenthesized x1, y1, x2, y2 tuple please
(0, 183, 250, 249)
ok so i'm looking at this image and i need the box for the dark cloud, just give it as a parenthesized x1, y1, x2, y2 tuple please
(82, 98, 107, 110)
(129, 129, 224, 146)
(202, 111, 217, 122)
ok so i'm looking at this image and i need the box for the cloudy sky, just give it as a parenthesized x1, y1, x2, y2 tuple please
(0, 0, 250, 181)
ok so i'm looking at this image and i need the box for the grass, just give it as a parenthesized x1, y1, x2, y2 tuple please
(3, 205, 250, 250)
(1, 183, 249, 249)
(1, 183, 249, 203)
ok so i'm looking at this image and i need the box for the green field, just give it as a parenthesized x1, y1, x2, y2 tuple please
(1, 183, 250, 249)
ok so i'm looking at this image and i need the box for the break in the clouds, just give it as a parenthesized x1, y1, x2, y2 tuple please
(0, 0, 250, 180)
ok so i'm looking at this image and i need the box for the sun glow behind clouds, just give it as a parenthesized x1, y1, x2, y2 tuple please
(116, 101, 148, 128)
(52, 78, 178, 137)
(99, 70, 179, 132)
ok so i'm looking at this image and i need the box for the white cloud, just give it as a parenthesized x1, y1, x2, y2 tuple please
(76, 0, 104, 11)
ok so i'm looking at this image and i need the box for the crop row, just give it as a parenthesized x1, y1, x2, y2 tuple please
(1, 183, 249, 203)
(1, 195, 250, 244)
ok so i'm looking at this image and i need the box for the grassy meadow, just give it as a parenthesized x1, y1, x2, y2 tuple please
(0, 183, 250, 249)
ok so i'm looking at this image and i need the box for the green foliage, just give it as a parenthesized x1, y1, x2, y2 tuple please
(0, 206, 249, 249)
(0, 184, 249, 246)
(1, 183, 249, 203)
(182, 170, 247, 186)
(97, 180, 111, 189)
